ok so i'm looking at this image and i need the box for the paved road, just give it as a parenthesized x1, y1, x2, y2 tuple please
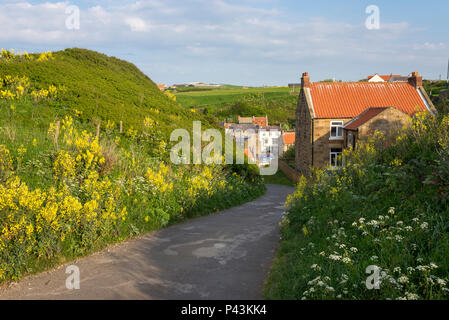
(0, 184, 294, 300)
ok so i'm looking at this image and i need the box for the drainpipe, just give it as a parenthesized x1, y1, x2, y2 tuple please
(311, 118, 314, 167)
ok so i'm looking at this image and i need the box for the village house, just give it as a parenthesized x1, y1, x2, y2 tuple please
(238, 115, 268, 127)
(367, 74, 409, 82)
(281, 131, 295, 155)
(157, 84, 166, 90)
(295, 71, 436, 175)
(224, 116, 282, 166)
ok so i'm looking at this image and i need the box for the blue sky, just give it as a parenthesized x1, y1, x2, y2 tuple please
(1, 0, 448, 85)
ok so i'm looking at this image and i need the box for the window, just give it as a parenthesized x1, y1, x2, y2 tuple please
(330, 121, 344, 139)
(330, 148, 343, 168)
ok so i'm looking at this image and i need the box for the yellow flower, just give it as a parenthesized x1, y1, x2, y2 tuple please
(17, 145, 27, 157)
(390, 158, 403, 167)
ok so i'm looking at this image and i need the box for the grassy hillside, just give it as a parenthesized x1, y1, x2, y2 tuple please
(0, 48, 218, 136)
(0, 48, 265, 283)
(175, 86, 298, 127)
(265, 107, 449, 300)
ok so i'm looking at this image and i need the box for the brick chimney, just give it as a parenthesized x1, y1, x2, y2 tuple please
(301, 72, 310, 89)
(408, 71, 423, 88)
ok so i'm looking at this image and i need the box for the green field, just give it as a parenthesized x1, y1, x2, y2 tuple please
(175, 86, 292, 108)
(174, 86, 298, 127)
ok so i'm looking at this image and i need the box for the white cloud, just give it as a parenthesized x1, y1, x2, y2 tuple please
(413, 42, 446, 50)
(125, 17, 150, 32)
(0, 0, 446, 83)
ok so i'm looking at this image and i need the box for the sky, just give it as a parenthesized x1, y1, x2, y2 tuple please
(1, 0, 448, 86)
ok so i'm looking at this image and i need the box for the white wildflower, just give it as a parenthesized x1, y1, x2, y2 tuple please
(398, 276, 409, 284)
(405, 292, 419, 300)
(311, 264, 321, 271)
(329, 254, 342, 261)
(342, 257, 352, 264)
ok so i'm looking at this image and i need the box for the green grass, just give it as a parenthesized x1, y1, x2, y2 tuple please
(263, 170, 295, 187)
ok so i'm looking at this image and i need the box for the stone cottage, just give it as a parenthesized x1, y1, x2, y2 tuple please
(295, 71, 436, 175)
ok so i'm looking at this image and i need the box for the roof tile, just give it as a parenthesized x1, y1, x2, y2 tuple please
(309, 82, 428, 118)
(344, 107, 389, 130)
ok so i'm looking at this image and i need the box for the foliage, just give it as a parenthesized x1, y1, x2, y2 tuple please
(281, 145, 295, 160)
(265, 111, 449, 300)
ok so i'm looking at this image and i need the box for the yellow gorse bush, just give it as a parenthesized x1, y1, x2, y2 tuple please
(1, 49, 34, 62)
(36, 51, 54, 62)
(145, 162, 173, 193)
(0, 145, 13, 177)
(0, 74, 64, 103)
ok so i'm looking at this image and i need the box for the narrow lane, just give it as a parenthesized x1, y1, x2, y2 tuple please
(0, 184, 294, 300)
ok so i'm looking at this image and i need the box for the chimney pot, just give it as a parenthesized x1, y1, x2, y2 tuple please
(408, 71, 422, 88)
(301, 72, 310, 88)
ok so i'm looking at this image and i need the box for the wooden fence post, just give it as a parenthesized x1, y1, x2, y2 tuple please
(120, 121, 123, 134)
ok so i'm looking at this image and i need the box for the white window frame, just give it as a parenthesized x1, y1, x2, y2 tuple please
(330, 121, 344, 140)
(330, 148, 343, 168)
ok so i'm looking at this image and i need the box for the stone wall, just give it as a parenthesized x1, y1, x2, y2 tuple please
(278, 160, 301, 184)
(358, 108, 411, 140)
(312, 118, 349, 169)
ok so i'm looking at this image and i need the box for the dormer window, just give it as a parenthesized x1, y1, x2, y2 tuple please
(330, 121, 344, 139)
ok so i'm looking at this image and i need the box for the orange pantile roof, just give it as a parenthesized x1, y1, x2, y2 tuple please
(253, 117, 268, 126)
(344, 107, 389, 131)
(309, 82, 428, 119)
(283, 132, 295, 145)
(238, 117, 253, 124)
